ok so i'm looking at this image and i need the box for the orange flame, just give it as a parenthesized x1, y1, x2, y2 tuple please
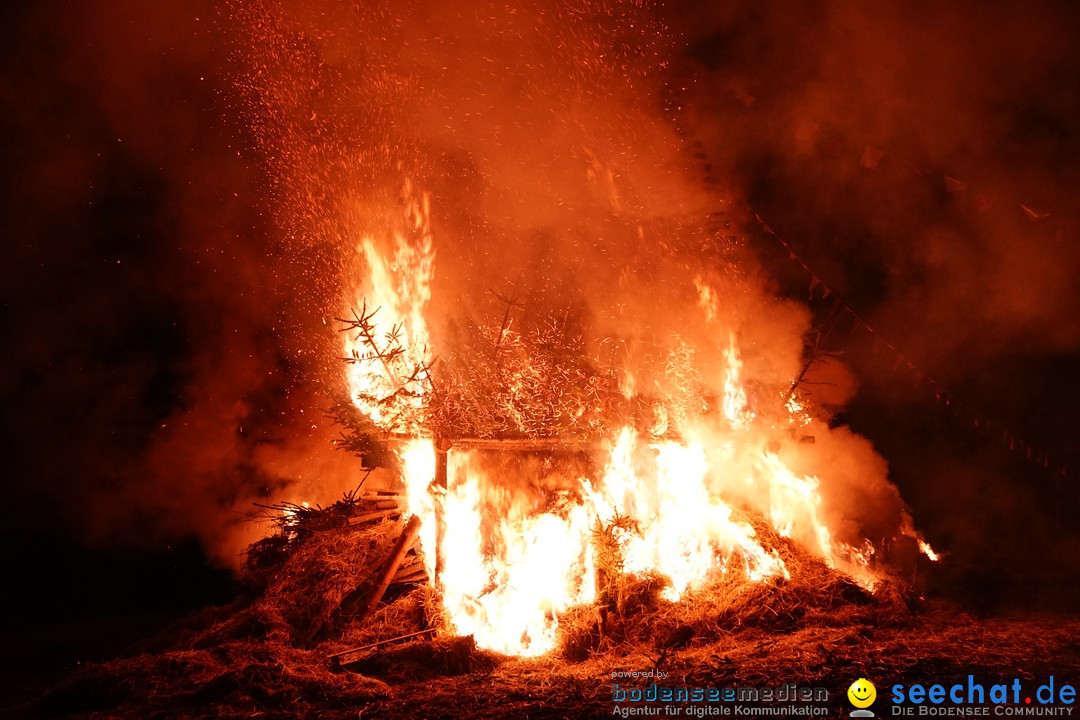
(343, 180, 434, 432)
(722, 336, 754, 430)
(395, 427, 800, 655)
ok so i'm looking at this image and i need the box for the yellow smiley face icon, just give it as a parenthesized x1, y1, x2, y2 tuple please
(848, 678, 876, 708)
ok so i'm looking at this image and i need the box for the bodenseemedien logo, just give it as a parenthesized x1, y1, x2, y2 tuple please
(849, 679, 878, 719)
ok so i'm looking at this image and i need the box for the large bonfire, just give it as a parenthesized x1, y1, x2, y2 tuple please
(333, 178, 937, 658)
(217, 0, 946, 665)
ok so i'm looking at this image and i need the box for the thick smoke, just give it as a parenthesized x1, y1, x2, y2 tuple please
(0, 0, 362, 565)
(669, 0, 1080, 596)
(674, 0, 1080, 373)
(5, 0, 1075, 592)
(228, 0, 919, 566)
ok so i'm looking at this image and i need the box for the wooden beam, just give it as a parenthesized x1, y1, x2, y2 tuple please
(441, 437, 608, 452)
(383, 435, 609, 452)
(434, 438, 449, 588)
(328, 628, 437, 665)
(391, 569, 427, 584)
(360, 514, 423, 619)
(347, 508, 401, 526)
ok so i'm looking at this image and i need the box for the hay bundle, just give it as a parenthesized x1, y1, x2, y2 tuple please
(330, 584, 449, 652)
(557, 508, 909, 660)
(188, 518, 404, 649)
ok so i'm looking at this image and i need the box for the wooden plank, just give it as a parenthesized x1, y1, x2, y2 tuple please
(360, 515, 423, 619)
(380, 433, 613, 452)
(329, 628, 437, 665)
(347, 509, 401, 526)
(434, 440, 448, 586)
(391, 569, 427, 584)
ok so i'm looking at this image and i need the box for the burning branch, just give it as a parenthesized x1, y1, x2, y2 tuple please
(489, 289, 524, 359)
(250, 476, 399, 543)
(338, 299, 434, 434)
(426, 304, 627, 440)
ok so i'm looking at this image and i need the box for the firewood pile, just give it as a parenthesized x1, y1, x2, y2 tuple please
(234, 482, 434, 647)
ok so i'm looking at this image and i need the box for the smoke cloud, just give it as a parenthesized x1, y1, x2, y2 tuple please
(3, 0, 1076, 597)
(676, 0, 1080, 371)
(0, 0, 363, 566)
(670, 0, 1080, 596)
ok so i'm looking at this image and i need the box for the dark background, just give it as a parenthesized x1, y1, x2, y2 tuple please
(2, 0, 1079, 687)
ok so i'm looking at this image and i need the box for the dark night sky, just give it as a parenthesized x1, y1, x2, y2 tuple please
(2, 0, 1080, 666)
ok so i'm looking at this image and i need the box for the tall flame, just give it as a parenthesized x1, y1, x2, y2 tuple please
(437, 450, 596, 656)
(723, 335, 754, 430)
(343, 180, 435, 432)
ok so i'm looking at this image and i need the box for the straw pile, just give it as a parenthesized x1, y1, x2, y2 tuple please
(37, 504, 1064, 720)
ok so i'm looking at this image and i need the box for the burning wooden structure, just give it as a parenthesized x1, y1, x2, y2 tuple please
(215, 0, 941, 668)
(300, 205, 941, 660)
